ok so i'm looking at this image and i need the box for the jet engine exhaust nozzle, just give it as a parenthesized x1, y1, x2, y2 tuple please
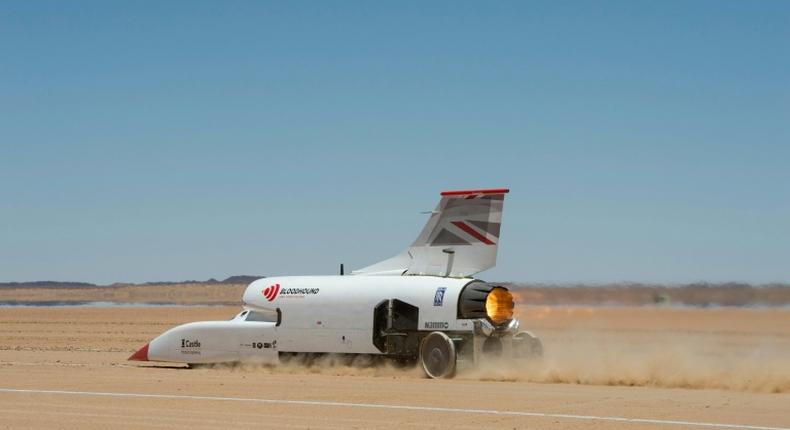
(457, 282, 514, 325)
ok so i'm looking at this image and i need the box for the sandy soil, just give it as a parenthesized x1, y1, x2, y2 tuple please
(0, 305, 789, 429)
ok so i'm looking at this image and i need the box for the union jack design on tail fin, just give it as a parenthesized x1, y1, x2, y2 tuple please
(354, 188, 509, 278)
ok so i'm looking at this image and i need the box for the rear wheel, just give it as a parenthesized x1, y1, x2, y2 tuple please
(419, 332, 456, 379)
(513, 331, 543, 359)
(482, 336, 504, 357)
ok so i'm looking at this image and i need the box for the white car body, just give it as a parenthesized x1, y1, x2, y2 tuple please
(131, 188, 542, 378)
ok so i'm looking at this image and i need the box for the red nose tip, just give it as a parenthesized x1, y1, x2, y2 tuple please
(128, 343, 149, 361)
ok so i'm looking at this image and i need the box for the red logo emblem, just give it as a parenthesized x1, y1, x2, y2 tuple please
(262, 283, 281, 302)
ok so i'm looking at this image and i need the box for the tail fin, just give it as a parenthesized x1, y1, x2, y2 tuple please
(354, 188, 509, 277)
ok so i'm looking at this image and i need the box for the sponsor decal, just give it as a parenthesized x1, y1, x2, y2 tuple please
(433, 287, 447, 306)
(262, 284, 320, 301)
(424, 321, 449, 330)
(181, 339, 201, 348)
(263, 283, 281, 301)
(281, 287, 320, 296)
(243, 340, 275, 350)
(180, 338, 201, 355)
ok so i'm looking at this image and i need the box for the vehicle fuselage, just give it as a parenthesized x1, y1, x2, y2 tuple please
(138, 275, 518, 364)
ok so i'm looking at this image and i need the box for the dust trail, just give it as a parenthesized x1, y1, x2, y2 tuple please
(199, 334, 790, 393)
(204, 306, 790, 393)
(463, 330, 790, 393)
(205, 353, 424, 379)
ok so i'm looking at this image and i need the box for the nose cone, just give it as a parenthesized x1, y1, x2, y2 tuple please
(128, 343, 149, 361)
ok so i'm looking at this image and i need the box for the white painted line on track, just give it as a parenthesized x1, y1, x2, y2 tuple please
(0, 387, 787, 430)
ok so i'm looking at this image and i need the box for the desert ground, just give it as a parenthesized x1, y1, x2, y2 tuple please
(1, 301, 789, 429)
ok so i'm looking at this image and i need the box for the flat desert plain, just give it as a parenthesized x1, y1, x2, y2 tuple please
(1, 304, 789, 429)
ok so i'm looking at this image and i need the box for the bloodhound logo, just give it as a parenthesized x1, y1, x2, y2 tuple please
(263, 283, 281, 301)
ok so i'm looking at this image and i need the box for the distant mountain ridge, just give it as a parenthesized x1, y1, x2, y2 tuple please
(0, 275, 265, 288)
(1, 279, 788, 307)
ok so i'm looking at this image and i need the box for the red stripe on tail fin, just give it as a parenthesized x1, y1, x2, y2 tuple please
(451, 221, 495, 245)
(441, 188, 509, 196)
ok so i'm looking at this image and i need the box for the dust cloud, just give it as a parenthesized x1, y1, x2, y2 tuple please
(206, 354, 424, 379)
(463, 330, 790, 393)
(203, 331, 790, 393)
(207, 306, 790, 393)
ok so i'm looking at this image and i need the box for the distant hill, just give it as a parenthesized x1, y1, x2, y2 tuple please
(0, 281, 98, 288)
(219, 275, 264, 284)
(0, 275, 265, 288)
(4, 279, 789, 307)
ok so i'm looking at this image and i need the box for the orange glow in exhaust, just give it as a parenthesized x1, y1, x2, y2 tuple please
(486, 287, 514, 324)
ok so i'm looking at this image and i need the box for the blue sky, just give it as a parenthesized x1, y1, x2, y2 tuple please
(1, 1, 788, 284)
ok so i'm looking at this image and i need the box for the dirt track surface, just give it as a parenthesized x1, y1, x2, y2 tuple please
(1, 306, 789, 429)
